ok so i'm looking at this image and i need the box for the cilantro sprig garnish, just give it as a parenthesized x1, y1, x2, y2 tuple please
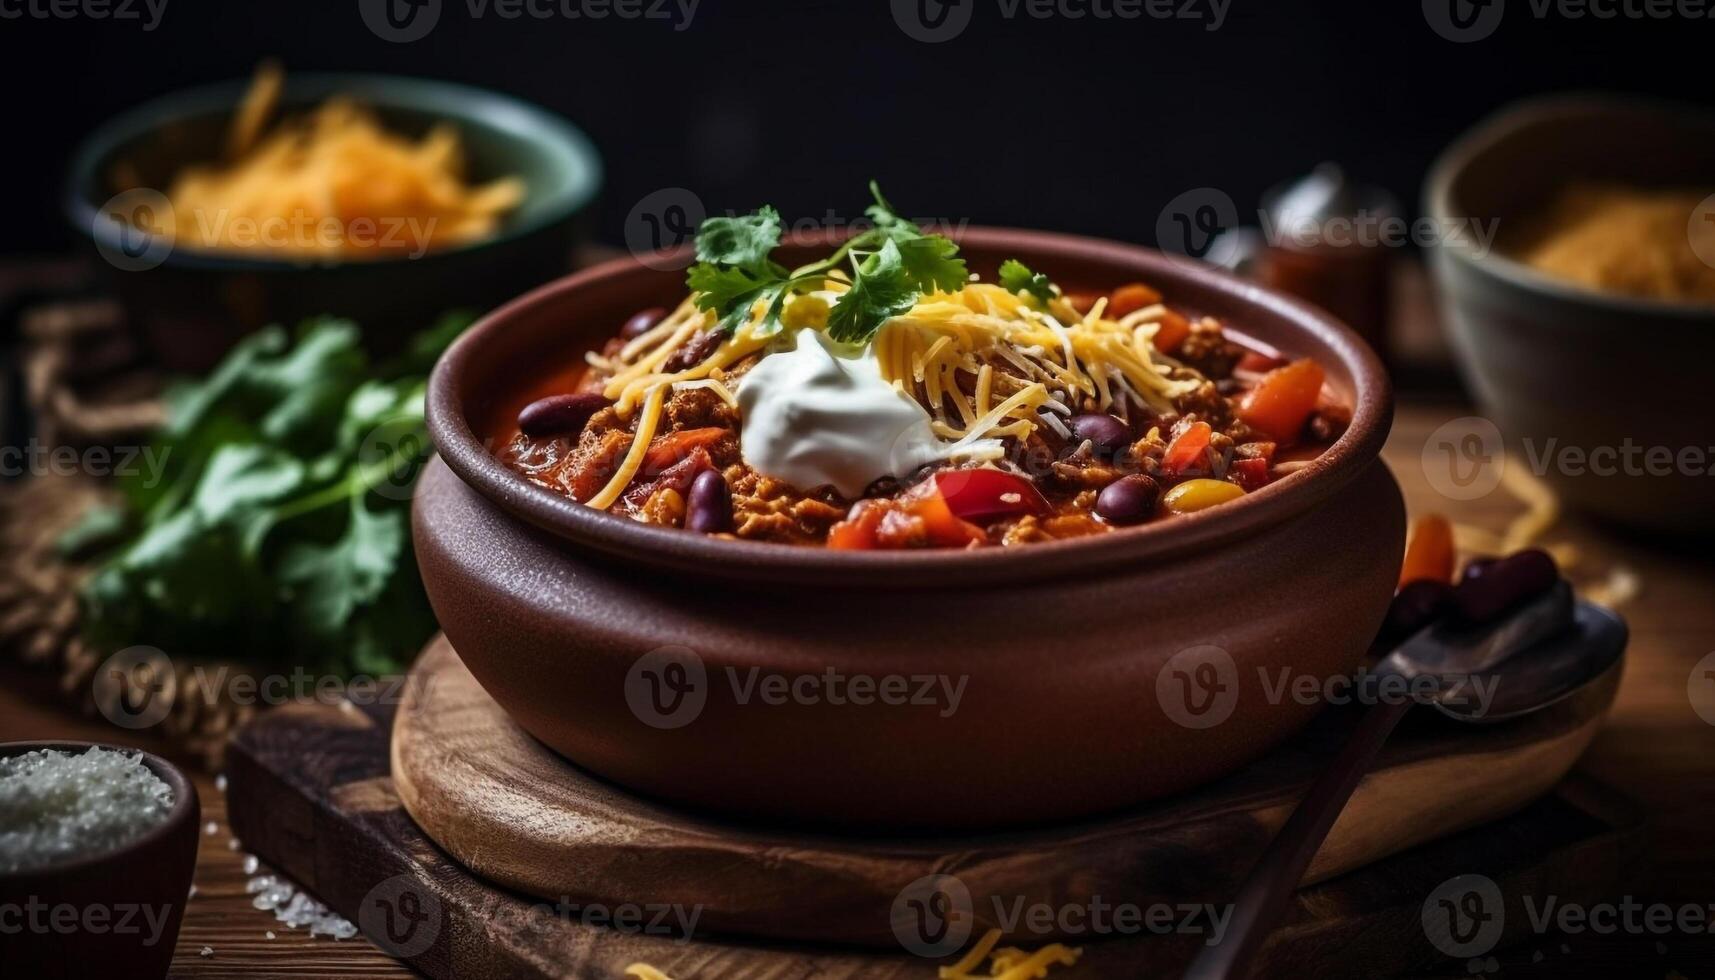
(685, 182, 968, 344)
(998, 258, 1056, 305)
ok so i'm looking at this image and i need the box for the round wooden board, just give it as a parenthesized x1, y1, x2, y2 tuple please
(391, 634, 1618, 948)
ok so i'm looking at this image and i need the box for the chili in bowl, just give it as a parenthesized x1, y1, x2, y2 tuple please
(416, 194, 1401, 829)
(488, 189, 1349, 550)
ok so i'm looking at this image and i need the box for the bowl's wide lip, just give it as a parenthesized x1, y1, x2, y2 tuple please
(0, 740, 197, 881)
(1424, 92, 1715, 323)
(426, 226, 1394, 588)
(64, 71, 603, 274)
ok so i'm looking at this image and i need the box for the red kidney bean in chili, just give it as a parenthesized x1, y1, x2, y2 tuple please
(620, 306, 668, 339)
(1066, 413, 1131, 456)
(685, 469, 733, 534)
(1451, 549, 1559, 624)
(931, 469, 1050, 523)
(518, 392, 608, 438)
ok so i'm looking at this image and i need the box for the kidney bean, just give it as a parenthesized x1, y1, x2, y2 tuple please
(1380, 579, 1453, 645)
(685, 469, 733, 534)
(518, 392, 609, 438)
(620, 306, 669, 340)
(665, 328, 724, 372)
(1451, 549, 1559, 624)
(1067, 413, 1131, 456)
(1095, 474, 1160, 525)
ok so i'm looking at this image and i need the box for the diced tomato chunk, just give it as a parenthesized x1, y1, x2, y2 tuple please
(931, 469, 1049, 523)
(828, 500, 885, 550)
(1229, 457, 1272, 491)
(1161, 421, 1214, 479)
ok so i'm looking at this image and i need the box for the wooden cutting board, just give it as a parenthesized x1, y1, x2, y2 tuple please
(225, 635, 1641, 979)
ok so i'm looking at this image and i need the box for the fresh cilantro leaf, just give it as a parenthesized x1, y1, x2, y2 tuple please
(999, 259, 1055, 305)
(694, 205, 783, 275)
(78, 316, 458, 674)
(277, 496, 405, 639)
(896, 235, 969, 295)
(687, 262, 784, 335)
(827, 239, 918, 343)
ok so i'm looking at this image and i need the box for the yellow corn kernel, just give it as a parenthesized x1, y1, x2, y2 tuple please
(783, 293, 830, 329)
(1162, 478, 1245, 514)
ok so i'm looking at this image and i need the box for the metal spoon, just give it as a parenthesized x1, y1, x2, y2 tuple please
(1185, 584, 1628, 980)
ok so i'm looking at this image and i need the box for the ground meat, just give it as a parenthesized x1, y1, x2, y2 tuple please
(1169, 373, 1234, 431)
(1176, 320, 1243, 379)
(561, 425, 632, 502)
(665, 385, 738, 432)
(726, 466, 846, 544)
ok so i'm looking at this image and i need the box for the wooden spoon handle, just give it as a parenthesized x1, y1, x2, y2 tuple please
(1184, 698, 1413, 980)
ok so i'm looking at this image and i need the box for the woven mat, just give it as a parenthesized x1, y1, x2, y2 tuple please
(0, 300, 253, 768)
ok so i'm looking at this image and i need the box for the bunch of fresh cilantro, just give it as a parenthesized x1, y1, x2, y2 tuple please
(66, 313, 469, 676)
(686, 182, 974, 343)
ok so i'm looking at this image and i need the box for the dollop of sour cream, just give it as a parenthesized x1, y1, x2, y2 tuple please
(736, 328, 960, 498)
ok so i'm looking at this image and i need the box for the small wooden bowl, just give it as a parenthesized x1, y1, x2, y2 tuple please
(416, 229, 1404, 830)
(0, 741, 200, 980)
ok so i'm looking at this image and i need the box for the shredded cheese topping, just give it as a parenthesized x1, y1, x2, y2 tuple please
(580, 280, 1201, 509)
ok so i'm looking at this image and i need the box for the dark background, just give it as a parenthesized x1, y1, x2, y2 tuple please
(0, 0, 1705, 255)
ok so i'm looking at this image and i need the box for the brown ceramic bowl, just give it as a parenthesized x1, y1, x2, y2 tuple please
(1426, 95, 1715, 535)
(415, 228, 1403, 831)
(0, 741, 200, 980)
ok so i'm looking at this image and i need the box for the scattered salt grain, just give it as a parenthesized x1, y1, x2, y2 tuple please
(247, 873, 357, 940)
(265, 931, 276, 940)
(215, 774, 228, 793)
(227, 837, 242, 851)
(242, 854, 260, 874)
(199, 946, 213, 957)
(0, 747, 174, 873)
(188, 884, 198, 899)
(204, 821, 218, 836)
